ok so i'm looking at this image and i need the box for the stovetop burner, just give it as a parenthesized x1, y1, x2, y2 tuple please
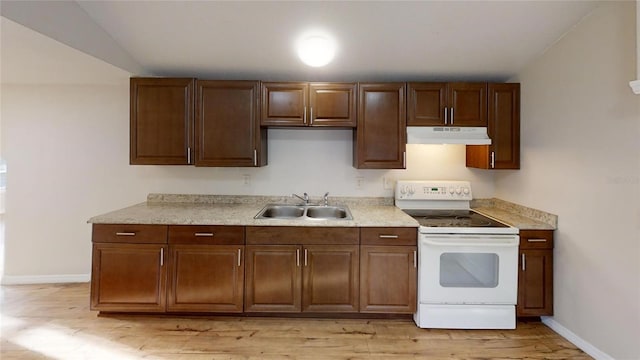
(402, 209, 508, 228)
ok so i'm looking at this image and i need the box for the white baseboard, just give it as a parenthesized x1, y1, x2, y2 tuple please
(1, 273, 90, 285)
(542, 316, 614, 360)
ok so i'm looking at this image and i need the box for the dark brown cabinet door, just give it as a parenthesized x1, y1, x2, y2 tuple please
(448, 83, 487, 127)
(517, 230, 554, 317)
(244, 245, 302, 312)
(130, 78, 194, 165)
(196, 80, 266, 167)
(91, 243, 167, 312)
(309, 83, 357, 127)
(407, 82, 447, 126)
(360, 245, 417, 313)
(167, 245, 244, 312)
(466, 83, 520, 169)
(302, 245, 359, 312)
(261, 82, 308, 126)
(355, 83, 406, 169)
(408, 82, 486, 127)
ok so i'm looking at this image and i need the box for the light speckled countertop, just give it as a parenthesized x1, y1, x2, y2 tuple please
(472, 198, 557, 230)
(88, 194, 419, 228)
(89, 194, 557, 230)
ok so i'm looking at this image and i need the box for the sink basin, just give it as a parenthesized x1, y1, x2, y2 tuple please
(257, 205, 304, 218)
(255, 204, 353, 220)
(306, 206, 350, 219)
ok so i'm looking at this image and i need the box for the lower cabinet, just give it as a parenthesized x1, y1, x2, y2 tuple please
(517, 230, 554, 317)
(244, 244, 360, 313)
(244, 245, 302, 312)
(359, 227, 417, 314)
(166, 225, 245, 313)
(91, 223, 417, 317)
(90, 224, 169, 312)
(167, 244, 244, 312)
(244, 227, 360, 313)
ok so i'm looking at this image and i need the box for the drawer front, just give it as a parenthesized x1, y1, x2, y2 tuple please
(92, 224, 168, 244)
(519, 230, 554, 249)
(360, 227, 417, 246)
(246, 227, 359, 245)
(168, 225, 245, 245)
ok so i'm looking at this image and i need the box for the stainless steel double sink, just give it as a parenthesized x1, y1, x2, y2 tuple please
(254, 204, 353, 220)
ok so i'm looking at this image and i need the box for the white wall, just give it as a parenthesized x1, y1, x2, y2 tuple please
(0, 19, 495, 281)
(0, 82, 494, 280)
(498, 2, 640, 359)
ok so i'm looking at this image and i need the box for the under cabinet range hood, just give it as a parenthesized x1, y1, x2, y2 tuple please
(407, 126, 492, 145)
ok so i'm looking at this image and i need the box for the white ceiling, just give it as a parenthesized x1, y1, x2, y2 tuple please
(2, 0, 601, 83)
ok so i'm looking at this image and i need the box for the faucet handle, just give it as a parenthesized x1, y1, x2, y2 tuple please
(323, 192, 329, 206)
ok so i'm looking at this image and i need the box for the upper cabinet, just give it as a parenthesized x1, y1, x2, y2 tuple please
(407, 82, 487, 127)
(130, 78, 194, 165)
(261, 82, 357, 127)
(196, 80, 266, 167)
(354, 83, 406, 169)
(466, 83, 520, 169)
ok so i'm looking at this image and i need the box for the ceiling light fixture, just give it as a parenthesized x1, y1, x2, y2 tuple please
(297, 35, 336, 67)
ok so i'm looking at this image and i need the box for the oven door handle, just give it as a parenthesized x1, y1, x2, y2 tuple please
(421, 236, 519, 247)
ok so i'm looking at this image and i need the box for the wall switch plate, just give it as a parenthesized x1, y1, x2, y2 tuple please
(383, 177, 394, 190)
(242, 174, 251, 185)
(356, 176, 364, 189)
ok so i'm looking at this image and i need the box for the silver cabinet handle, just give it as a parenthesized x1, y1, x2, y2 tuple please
(253, 149, 257, 167)
(304, 249, 308, 267)
(237, 249, 242, 267)
(444, 107, 448, 125)
(116, 232, 136, 236)
(450, 107, 454, 125)
(296, 249, 300, 267)
(490, 151, 495, 169)
(187, 147, 191, 164)
(379, 235, 399, 239)
(310, 107, 313, 125)
(160, 248, 164, 267)
(195, 233, 214, 237)
(527, 238, 548, 243)
(521, 253, 526, 271)
(403, 151, 406, 168)
(413, 250, 417, 268)
(303, 106, 307, 124)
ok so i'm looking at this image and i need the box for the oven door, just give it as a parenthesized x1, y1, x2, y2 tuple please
(418, 234, 519, 304)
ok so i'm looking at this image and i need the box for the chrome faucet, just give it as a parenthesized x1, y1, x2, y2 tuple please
(292, 192, 309, 205)
(323, 192, 330, 206)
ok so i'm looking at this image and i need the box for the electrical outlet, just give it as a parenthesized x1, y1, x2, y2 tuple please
(356, 176, 364, 189)
(383, 177, 394, 190)
(242, 174, 251, 185)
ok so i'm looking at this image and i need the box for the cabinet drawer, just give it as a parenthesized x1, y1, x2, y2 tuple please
(360, 227, 417, 246)
(168, 225, 244, 245)
(92, 224, 168, 244)
(519, 230, 554, 249)
(246, 227, 359, 245)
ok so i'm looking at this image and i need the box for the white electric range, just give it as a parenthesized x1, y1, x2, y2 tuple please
(396, 180, 519, 329)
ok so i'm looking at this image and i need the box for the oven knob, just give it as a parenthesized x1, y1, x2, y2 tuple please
(448, 187, 455, 194)
(463, 187, 470, 195)
(455, 187, 462, 194)
(408, 186, 415, 195)
(400, 186, 407, 195)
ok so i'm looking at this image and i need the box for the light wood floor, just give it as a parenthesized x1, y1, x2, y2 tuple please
(0, 283, 590, 360)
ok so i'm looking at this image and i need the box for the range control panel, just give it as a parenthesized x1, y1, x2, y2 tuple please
(395, 180, 473, 201)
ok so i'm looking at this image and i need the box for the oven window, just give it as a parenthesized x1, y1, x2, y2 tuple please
(439, 253, 499, 288)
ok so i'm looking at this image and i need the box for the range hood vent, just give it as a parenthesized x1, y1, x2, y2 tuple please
(407, 126, 492, 145)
